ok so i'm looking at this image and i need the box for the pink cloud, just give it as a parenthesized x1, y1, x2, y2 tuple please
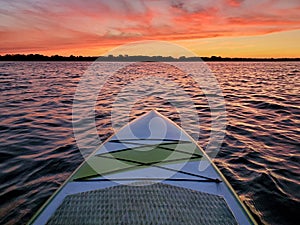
(0, 0, 300, 54)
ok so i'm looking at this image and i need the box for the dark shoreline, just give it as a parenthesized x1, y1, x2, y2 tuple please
(0, 54, 299, 62)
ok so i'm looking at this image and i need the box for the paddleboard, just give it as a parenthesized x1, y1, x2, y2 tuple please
(28, 110, 256, 225)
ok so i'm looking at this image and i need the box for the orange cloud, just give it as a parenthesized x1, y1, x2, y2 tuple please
(0, 0, 300, 56)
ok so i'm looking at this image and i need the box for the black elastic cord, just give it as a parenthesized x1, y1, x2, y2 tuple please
(99, 155, 221, 182)
(96, 141, 203, 159)
(74, 155, 201, 181)
(75, 178, 221, 183)
(75, 154, 221, 183)
(109, 138, 191, 143)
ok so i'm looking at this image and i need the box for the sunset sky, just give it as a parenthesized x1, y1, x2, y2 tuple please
(1, 0, 300, 57)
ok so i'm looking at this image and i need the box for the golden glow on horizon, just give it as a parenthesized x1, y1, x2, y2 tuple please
(175, 30, 300, 58)
(10, 30, 299, 58)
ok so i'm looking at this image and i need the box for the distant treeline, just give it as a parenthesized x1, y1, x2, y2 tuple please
(0, 54, 299, 62)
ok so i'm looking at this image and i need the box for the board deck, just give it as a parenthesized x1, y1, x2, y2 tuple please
(28, 110, 257, 225)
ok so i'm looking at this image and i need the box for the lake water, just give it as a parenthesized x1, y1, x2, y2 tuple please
(0, 61, 299, 225)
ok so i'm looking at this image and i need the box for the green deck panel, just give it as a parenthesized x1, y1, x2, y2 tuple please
(72, 142, 202, 181)
(107, 145, 197, 164)
(71, 156, 133, 180)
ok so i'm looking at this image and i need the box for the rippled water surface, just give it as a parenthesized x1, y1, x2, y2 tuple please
(0, 62, 299, 225)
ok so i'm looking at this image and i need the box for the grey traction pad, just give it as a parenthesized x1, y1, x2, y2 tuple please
(47, 182, 238, 225)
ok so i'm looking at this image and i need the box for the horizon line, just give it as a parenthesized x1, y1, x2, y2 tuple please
(1, 53, 300, 62)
